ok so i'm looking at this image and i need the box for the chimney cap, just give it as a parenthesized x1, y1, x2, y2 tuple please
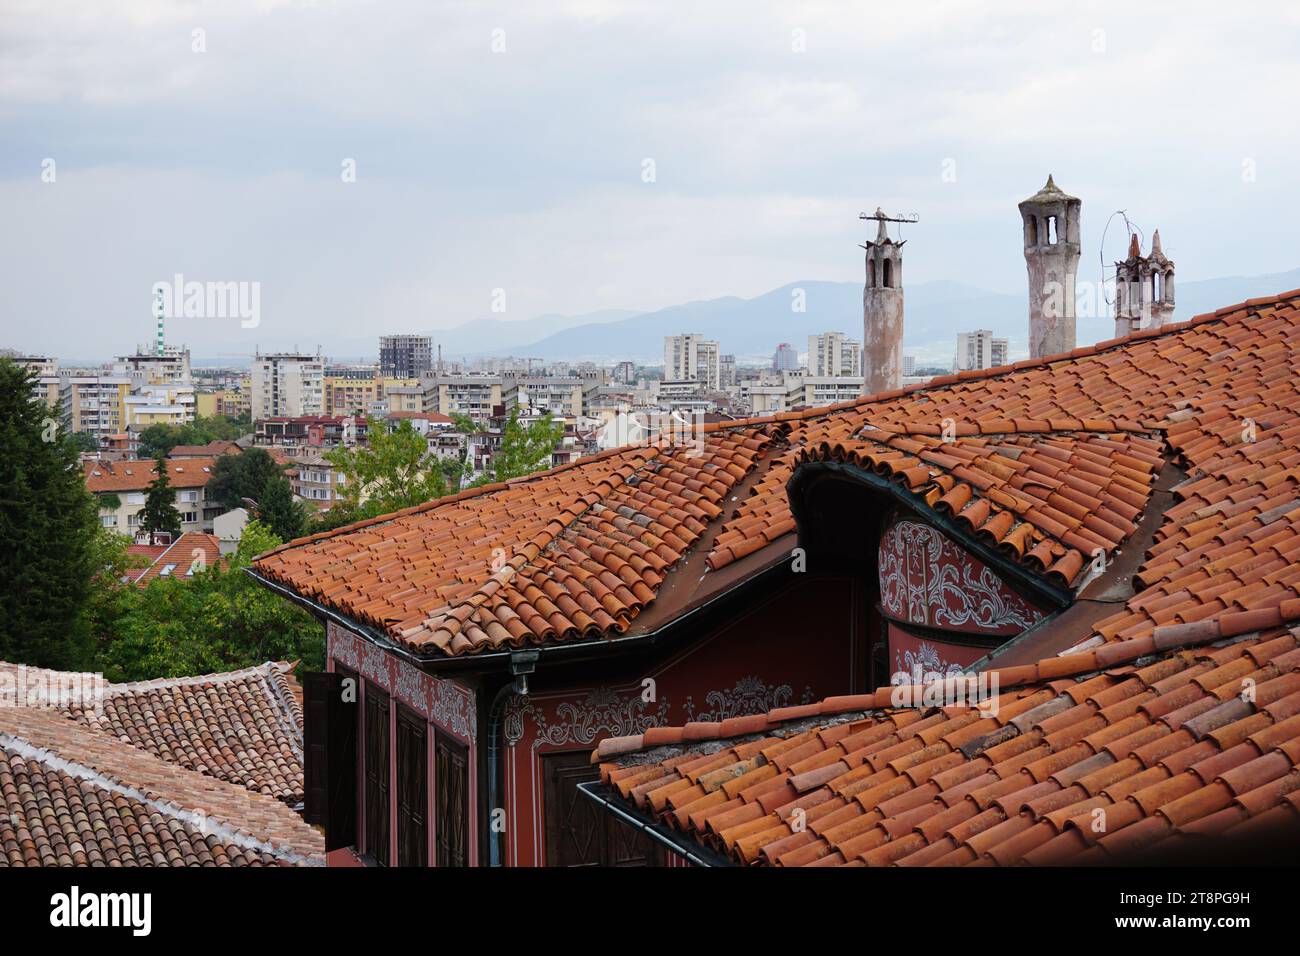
(1021, 174, 1079, 206)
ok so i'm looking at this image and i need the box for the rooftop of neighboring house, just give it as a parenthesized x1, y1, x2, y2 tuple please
(253, 288, 1300, 670)
(125, 531, 225, 585)
(84, 456, 220, 493)
(0, 660, 320, 866)
(169, 439, 242, 458)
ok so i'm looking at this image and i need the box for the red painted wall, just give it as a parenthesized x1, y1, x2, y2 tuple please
(878, 514, 1047, 682)
(501, 573, 864, 866)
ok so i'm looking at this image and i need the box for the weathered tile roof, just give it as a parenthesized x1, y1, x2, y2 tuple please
(62, 662, 305, 805)
(254, 289, 1300, 659)
(0, 703, 321, 867)
(84, 456, 220, 493)
(592, 613, 1300, 866)
(256, 427, 789, 654)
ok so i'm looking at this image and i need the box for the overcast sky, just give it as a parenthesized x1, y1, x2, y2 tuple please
(2, 0, 1299, 358)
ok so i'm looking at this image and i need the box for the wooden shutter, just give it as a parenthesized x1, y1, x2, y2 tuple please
(363, 682, 390, 866)
(543, 750, 663, 867)
(395, 705, 428, 867)
(434, 731, 468, 867)
(302, 668, 358, 851)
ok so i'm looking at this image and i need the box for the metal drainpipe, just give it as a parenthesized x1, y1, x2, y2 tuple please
(486, 649, 538, 867)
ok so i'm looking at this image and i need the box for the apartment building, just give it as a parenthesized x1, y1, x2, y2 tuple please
(125, 383, 197, 429)
(772, 342, 799, 372)
(7, 354, 61, 408)
(503, 376, 597, 420)
(385, 384, 424, 413)
(113, 347, 192, 386)
(251, 352, 324, 419)
(254, 415, 365, 450)
(379, 334, 433, 379)
(195, 387, 250, 419)
(61, 376, 132, 441)
(85, 456, 222, 534)
(422, 376, 503, 422)
(719, 354, 737, 388)
(954, 329, 1009, 371)
(807, 332, 863, 377)
(323, 366, 381, 416)
(664, 333, 721, 391)
(739, 373, 865, 416)
(287, 453, 347, 511)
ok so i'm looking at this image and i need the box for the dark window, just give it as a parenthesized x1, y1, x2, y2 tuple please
(543, 750, 663, 867)
(303, 667, 358, 851)
(434, 731, 468, 867)
(882, 259, 893, 289)
(363, 682, 391, 866)
(868, 259, 876, 288)
(396, 705, 428, 867)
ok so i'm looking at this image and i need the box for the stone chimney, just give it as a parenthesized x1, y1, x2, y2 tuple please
(862, 209, 905, 394)
(1019, 176, 1081, 358)
(1114, 229, 1176, 337)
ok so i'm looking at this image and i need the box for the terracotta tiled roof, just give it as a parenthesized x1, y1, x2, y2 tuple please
(256, 427, 788, 654)
(169, 440, 241, 458)
(255, 289, 1300, 659)
(0, 702, 321, 867)
(84, 456, 219, 493)
(128, 531, 225, 585)
(592, 613, 1300, 866)
(62, 662, 305, 805)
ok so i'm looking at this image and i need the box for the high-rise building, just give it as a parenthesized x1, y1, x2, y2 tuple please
(664, 334, 721, 391)
(379, 335, 433, 379)
(251, 352, 324, 420)
(807, 332, 862, 377)
(61, 376, 132, 440)
(1020, 175, 1081, 358)
(772, 342, 799, 372)
(954, 330, 1009, 371)
(901, 355, 916, 377)
(113, 347, 192, 386)
(719, 354, 737, 388)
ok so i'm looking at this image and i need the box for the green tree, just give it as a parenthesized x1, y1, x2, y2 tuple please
(492, 409, 565, 481)
(0, 358, 100, 668)
(67, 430, 99, 454)
(136, 414, 250, 458)
(255, 473, 307, 542)
(326, 417, 454, 518)
(207, 447, 285, 511)
(138, 455, 182, 537)
(93, 521, 324, 682)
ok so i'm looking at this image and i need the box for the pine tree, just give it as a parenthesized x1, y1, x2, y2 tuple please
(256, 474, 307, 542)
(0, 358, 100, 667)
(139, 454, 182, 537)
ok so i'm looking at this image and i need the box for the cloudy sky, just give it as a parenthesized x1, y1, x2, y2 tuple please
(2, 0, 1298, 359)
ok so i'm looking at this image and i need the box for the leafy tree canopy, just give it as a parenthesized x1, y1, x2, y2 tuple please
(207, 447, 285, 511)
(136, 415, 249, 458)
(326, 417, 460, 517)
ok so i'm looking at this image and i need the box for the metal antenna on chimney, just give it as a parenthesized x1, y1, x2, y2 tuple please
(859, 209, 919, 244)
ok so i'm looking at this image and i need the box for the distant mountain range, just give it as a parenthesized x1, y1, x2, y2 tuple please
(441, 266, 1300, 368)
(190, 266, 1300, 369)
